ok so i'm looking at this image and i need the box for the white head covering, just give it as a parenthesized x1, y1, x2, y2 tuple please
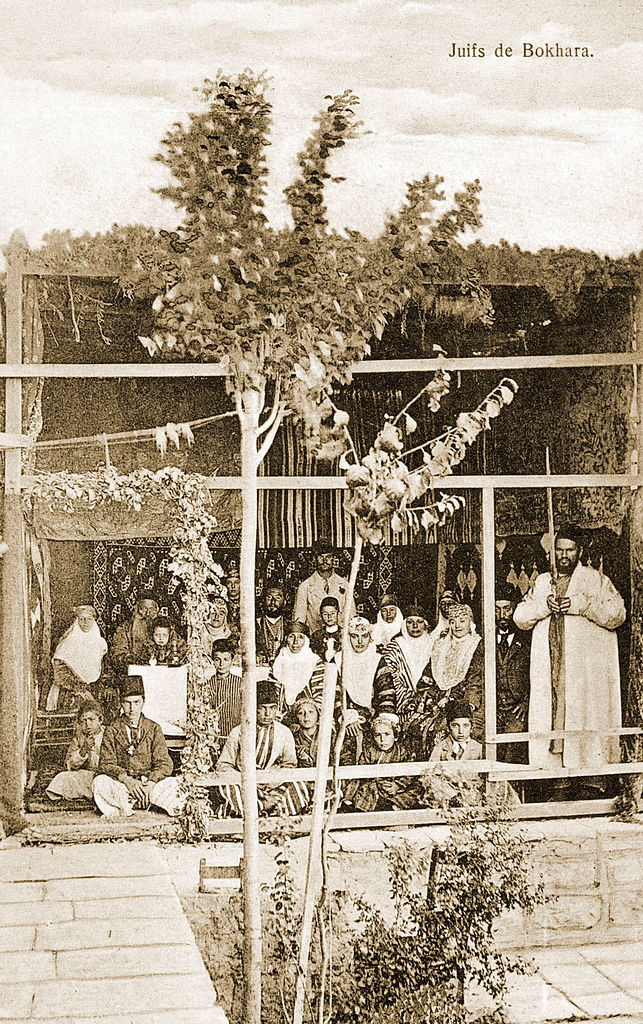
(335, 616, 380, 709)
(372, 607, 404, 647)
(273, 635, 320, 707)
(395, 619, 435, 686)
(53, 617, 107, 684)
(430, 608, 480, 691)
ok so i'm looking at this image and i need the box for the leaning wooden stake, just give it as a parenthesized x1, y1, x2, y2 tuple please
(545, 446, 557, 579)
(293, 533, 363, 1024)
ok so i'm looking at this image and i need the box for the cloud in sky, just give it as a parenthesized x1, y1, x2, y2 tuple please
(0, 0, 640, 254)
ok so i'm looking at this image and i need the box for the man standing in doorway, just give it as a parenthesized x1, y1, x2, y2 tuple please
(495, 583, 530, 763)
(294, 538, 354, 634)
(514, 524, 625, 774)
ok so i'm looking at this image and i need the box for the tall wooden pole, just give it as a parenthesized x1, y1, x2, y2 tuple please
(238, 391, 262, 1024)
(0, 248, 27, 821)
(627, 282, 643, 750)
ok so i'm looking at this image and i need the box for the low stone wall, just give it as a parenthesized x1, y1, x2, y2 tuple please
(167, 816, 643, 1020)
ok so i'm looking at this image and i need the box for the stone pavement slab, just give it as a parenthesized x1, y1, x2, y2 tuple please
(0, 842, 228, 1023)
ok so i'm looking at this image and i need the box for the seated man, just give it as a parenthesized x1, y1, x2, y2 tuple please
(143, 615, 188, 666)
(111, 598, 159, 672)
(46, 702, 105, 802)
(92, 675, 182, 817)
(213, 676, 309, 817)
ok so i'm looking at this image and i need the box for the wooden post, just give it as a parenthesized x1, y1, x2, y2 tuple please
(0, 248, 27, 820)
(482, 487, 497, 761)
(627, 282, 643, 769)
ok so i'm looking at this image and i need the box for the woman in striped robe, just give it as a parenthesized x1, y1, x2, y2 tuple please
(373, 602, 435, 730)
(212, 677, 309, 817)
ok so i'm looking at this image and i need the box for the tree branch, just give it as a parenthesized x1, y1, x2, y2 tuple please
(256, 406, 284, 462)
(257, 380, 281, 437)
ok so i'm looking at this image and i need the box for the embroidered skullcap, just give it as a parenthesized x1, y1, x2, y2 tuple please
(256, 675, 281, 706)
(74, 603, 96, 615)
(209, 593, 229, 607)
(286, 619, 309, 637)
(312, 537, 333, 554)
(122, 674, 145, 699)
(374, 711, 399, 725)
(446, 700, 473, 724)
(320, 596, 340, 611)
(348, 615, 373, 633)
(401, 600, 429, 622)
(439, 589, 457, 603)
(448, 602, 473, 620)
(378, 593, 398, 610)
(294, 694, 319, 712)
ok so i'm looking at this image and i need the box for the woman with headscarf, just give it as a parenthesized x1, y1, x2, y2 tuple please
(373, 601, 435, 726)
(408, 603, 484, 758)
(334, 615, 380, 763)
(46, 605, 108, 712)
(428, 589, 458, 646)
(272, 620, 324, 719)
(371, 594, 404, 650)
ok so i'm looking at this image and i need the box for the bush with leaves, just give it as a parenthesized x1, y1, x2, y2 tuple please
(331, 812, 545, 1024)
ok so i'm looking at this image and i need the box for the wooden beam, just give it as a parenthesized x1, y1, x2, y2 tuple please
(1, 351, 643, 380)
(197, 757, 643, 788)
(207, 474, 637, 491)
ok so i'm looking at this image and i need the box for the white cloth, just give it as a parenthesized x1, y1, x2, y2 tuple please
(128, 665, 188, 737)
(372, 609, 404, 648)
(394, 622, 435, 686)
(92, 774, 183, 817)
(335, 641, 380, 709)
(272, 638, 321, 706)
(46, 769, 96, 802)
(53, 619, 107, 684)
(514, 564, 625, 769)
(293, 571, 355, 633)
(428, 613, 450, 647)
(430, 629, 481, 691)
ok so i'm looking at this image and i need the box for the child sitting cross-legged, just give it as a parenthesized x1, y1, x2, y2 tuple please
(341, 713, 415, 813)
(46, 702, 105, 803)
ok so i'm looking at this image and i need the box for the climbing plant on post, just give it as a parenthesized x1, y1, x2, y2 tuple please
(141, 70, 492, 1024)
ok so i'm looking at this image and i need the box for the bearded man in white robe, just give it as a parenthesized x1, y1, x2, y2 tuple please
(514, 524, 625, 771)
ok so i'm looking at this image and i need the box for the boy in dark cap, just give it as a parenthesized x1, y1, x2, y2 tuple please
(429, 700, 483, 762)
(310, 595, 342, 658)
(92, 675, 181, 817)
(213, 675, 309, 817)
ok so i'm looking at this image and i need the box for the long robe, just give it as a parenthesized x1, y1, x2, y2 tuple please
(513, 563, 625, 769)
(342, 740, 415, 812)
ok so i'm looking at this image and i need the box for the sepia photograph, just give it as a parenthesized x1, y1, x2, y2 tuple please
(0, 1, 641, 1022)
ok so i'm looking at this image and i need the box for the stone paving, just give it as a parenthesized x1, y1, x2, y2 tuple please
(0, 842, 228, 1023)
(489, 942, 643, 1022)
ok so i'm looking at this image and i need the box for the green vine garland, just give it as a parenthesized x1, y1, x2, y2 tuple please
(23, 464, 224, 838)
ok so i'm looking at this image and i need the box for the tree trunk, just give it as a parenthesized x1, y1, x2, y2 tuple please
(293, 532, 363, 1024)
(238, 393, 262, 1024)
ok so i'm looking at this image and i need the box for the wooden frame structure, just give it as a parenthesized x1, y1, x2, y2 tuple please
(2, 250, 642, 825)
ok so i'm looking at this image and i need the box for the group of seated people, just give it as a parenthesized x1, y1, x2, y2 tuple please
(43, 536, 528, 819)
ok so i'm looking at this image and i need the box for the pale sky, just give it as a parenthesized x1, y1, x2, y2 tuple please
(0, 0, 640, 255)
